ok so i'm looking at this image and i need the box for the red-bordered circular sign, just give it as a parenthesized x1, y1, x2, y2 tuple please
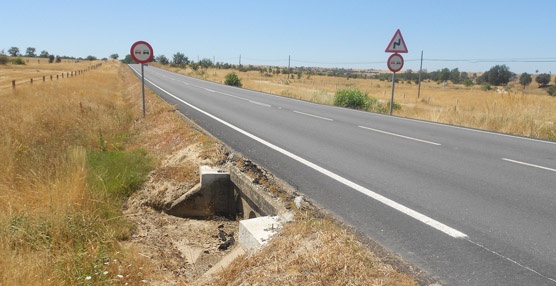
(387, 53, 404, 72)
(130, 41, 153, 64)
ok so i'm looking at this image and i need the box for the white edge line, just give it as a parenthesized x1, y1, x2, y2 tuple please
(294, 110, 334, 121)
(359, 126, 442, 146)
(502, 158, 556, 172)
(130, 65, 467, 239)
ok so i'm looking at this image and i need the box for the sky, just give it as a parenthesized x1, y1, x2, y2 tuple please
(3, 0, 556, 73)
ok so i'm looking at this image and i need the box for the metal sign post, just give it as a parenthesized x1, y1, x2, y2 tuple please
(385, 30, 408, 115)
(130, 41, 154, 118)
(141, 63, 146, 117)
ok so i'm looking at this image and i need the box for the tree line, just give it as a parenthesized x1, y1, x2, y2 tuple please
(1, 46, 106, 65)
(121, 51, 555, 96)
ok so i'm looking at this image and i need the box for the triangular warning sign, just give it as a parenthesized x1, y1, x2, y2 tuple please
(385, 29, 408, 53)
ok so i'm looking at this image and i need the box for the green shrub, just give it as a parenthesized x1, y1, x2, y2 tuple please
(12, 57, 25, 65)
(547, 85, 556, 97)
(481, 82, 491, 91)
(463, 78, 474, 87)
(0, 55, 8, 65)
(225, 72, 243, 87)
(333, 89, 369, 110)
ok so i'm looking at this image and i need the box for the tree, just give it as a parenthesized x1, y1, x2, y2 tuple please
(109, 53, 119, 60)
(199, 58, 213, 69)
(519, 73, 532, 89)
(449, 68, 461, 83)
(8, 47, 20, 57)
(224, 72, 242, 87)
(122, 54, 136, 64)
(0, 55, 8, 65)
(85, 55, 97, 61)
(48, 55, 55, 63)
(535, 73, 551, 87)
(55, 55, 62, 63)
(438, 68, 450, 82)
(479, 65, 513, 86)
(25, 47, 36, 57)
(172, 52, 188, 66)
(39, 50, 49, 58)
(156, 55, 169, 65)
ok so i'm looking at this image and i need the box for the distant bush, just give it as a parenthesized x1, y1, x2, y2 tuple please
(224, 72, 242, 87)
(0, 55, 7, 65)
(12, 57, 25, 65)
(536, 73, 551, 87)
(480, 82, 491, 91)
(333, 89, 369, 110)
(547, 85, 556, 97)
(463, 78, 474, 87)
(386, 100, 402, 111)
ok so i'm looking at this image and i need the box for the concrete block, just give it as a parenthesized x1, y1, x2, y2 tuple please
(165, 166, 234, 218)
(239, 216, 282, 252)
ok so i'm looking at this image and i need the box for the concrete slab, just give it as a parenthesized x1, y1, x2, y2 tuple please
(239, 216, 282, 252)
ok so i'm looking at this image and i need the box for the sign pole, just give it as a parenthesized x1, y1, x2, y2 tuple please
(141, 63, 146, 118)
(390, 72, 396, 115)
(130, 41, 154, 118)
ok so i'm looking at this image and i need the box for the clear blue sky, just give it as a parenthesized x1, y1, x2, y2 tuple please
(3, 0, 555, 73)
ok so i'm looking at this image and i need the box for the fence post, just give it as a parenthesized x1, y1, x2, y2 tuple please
(56, 75, 59, 79)
(12, 80, 15, 89)
(43, 76, 45, 82)
(50, 75, 52, 80)
(30, 78, 33, 84)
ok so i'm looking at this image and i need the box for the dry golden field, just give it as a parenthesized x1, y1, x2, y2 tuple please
(156, 63, 556, 141)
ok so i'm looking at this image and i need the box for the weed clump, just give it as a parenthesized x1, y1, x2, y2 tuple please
(333, 88, 369, 110)
(224, 72, 242, 87)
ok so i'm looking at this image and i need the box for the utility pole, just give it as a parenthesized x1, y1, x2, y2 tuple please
(239, 54, 241, 66)
(417, 50, 423, 99)
(288, 55, 291, 79)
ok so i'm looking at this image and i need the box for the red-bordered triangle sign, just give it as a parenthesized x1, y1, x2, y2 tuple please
(385, 29, 408, 53)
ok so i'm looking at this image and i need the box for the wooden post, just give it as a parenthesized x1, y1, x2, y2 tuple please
(30, 78, 33, 84)
(57, 75, 59, 79)
(50, 75, 52, 80)
(43, 76, 45, 82)
(12, 80, 15, 89)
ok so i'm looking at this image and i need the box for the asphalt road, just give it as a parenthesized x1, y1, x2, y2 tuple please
(130, 65, 556, 285)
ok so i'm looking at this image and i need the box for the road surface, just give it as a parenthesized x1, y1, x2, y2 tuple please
(130, 65, 556, 285)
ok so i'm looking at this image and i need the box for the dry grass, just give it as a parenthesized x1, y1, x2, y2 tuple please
(206, 212, 417, 286)
(155, 63, 556, 141)
(0, 60, 154, 285)
(0, 56, 98, 88)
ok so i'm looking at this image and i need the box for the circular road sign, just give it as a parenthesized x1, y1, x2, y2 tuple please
(130, 41, 153, 64)
(387, 53, 404, 72)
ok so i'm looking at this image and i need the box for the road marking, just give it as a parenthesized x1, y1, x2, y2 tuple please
(466, 239, 556, 284)
(502, 158, 556, 173)
(294, 111, 333, 121)
(130, 65, 467, 239)
(358, 126, 441, 146)
(248, 100, 271, 107)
